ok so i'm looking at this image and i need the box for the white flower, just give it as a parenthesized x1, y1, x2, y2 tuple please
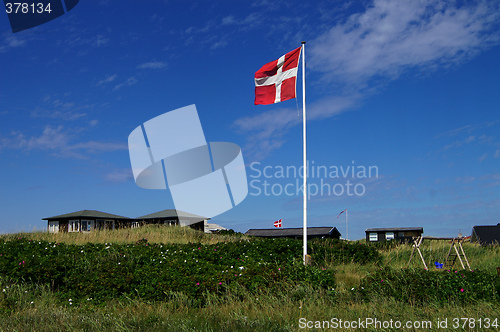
(69, 299, 72, 302)
(30, 301, 34, 304)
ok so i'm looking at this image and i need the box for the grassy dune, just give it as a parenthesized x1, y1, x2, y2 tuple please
(0, 227, 498, 331)
(1, 225, 247, 245)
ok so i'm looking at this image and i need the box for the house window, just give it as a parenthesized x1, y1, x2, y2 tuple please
(48, 221, 59, 233)
(69, 220, 80, 232)
(398, 232, 405, 238)
(386, 232, 395, 240)
(164, 220, 176, 226)
(369, 233, 378, 241)
(81, 220, 94, 232)
(131, 221, 140, 228)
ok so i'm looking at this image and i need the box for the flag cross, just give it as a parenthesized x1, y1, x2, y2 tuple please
(254, 47, 301, 105)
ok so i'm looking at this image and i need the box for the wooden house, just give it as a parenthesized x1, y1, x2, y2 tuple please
(470, 223, 500, 246)
(365, 227, 423, 243)
(43, 209, 208, 233)
(43, 210, 132, 233)
(245, 227, 341, 240)
(135, 209, 208, 231)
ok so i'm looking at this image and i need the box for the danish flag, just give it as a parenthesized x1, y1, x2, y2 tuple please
(337, 209, 347, 218)
(254, 46, 302, 105)
(274, 219, 282, 228)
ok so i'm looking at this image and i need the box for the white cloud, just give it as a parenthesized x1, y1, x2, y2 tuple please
(137, 61, 167, 69)
(443, 135, 476, 150)
(0, 35, 26, 53)
(233, 96, 357, 160)
(309, 0, 500, 89)
(103, 169, 134, 183)
(234, 0, 500, 160)
(97, 74, 118, 86)
(113, 77, 138, 91)
(0, 125, 127, 158)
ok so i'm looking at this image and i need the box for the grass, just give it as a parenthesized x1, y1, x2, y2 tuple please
(1, 225, 247, 246)
(0, 227, 499, 331)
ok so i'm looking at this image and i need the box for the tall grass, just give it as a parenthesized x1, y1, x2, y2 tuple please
(0, 230, 499, 331)
(0, 225, 248, 246)
(0, 280, 498, 331)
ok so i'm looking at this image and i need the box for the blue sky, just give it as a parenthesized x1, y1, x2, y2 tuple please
(0, 0, 499, 240)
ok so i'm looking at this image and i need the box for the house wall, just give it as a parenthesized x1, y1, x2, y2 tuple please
(366, 230, 423, 242)
(47, 217, 206, 233)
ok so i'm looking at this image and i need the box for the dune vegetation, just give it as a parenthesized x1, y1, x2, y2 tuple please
(0, 226, 498, 331)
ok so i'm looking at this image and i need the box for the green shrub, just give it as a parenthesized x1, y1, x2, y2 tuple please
(308, 239, 382, 265)
(358, 267, 499, 305)
(0, 237, 336, 306)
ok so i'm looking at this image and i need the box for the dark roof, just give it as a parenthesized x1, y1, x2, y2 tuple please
(136, 209, 208, 221)
(43, 210, 131, 220)
(245, 227, 341, 238)
(471, 224, 500, 246)
(365, 227, 423, 233)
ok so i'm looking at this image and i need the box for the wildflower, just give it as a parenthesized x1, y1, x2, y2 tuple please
(381, 280, 384, 282)
(351, 288, 355, 291)
(30, 301, 34, 304)
(460, 288, 464, 292)
(196, 283, 200, 286)
(278, 268, 281, 271)
(219, 282, 222, 285)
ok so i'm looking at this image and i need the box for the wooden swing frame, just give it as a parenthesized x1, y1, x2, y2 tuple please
(407, 236, 471, 271)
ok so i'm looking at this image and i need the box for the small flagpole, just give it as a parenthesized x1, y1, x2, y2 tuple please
(301, 41, 307, 265)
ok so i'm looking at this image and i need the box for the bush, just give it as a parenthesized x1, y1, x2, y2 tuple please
(308, 239, 382, 265)
(0, 237, 336, 306)
(358, 267, 499, 305)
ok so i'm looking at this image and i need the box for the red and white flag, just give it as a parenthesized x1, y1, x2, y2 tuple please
(254, 46, 302, 105)
(274, 219, 282, 228)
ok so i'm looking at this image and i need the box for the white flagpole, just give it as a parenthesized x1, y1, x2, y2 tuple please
(301, 41, 307, 265)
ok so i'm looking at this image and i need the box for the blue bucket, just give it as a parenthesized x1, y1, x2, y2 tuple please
(434, 262, 443, 269)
